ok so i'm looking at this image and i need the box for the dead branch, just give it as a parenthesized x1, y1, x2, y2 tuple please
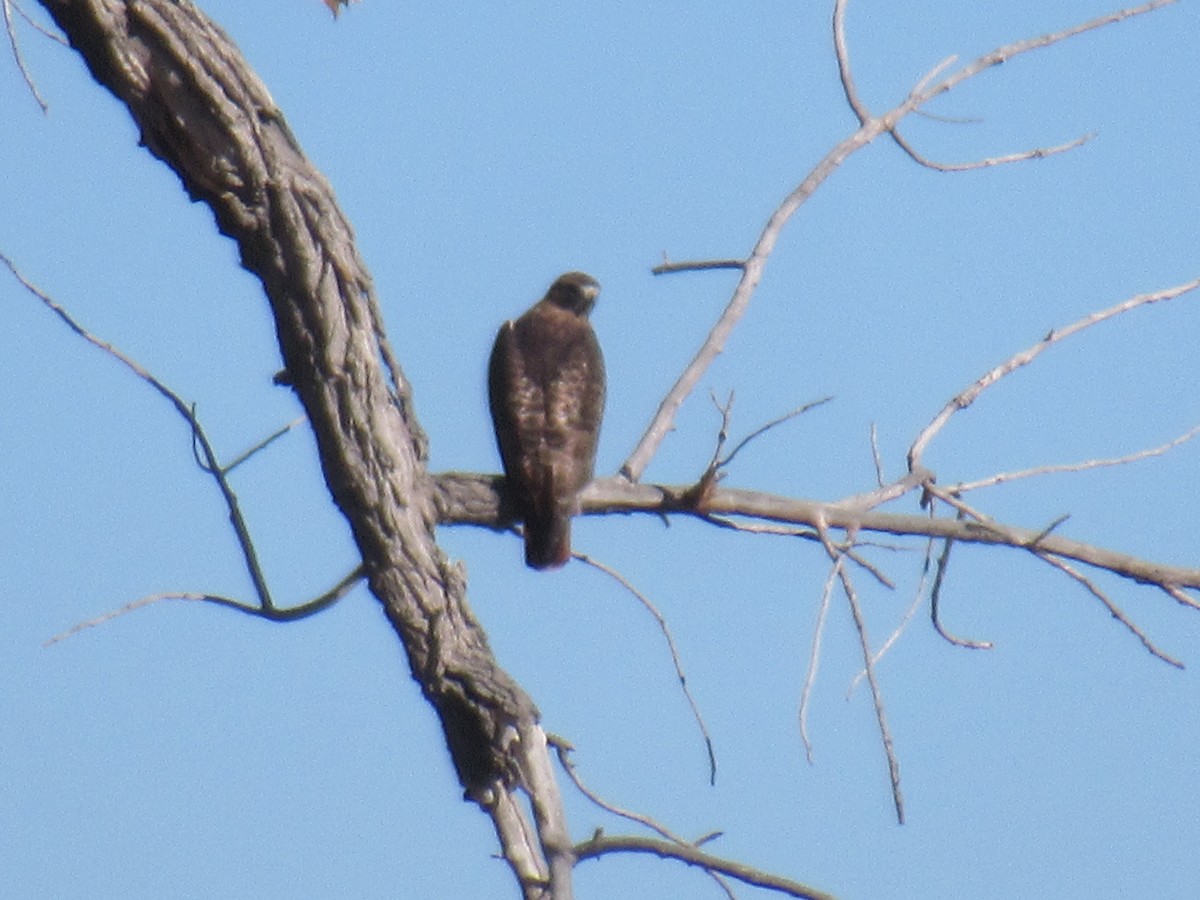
(4, 0, 50, 111)
(948, 425, 1200, 494)
(799, 564, 837, 764)
(574, 552, 718, 785)
(574, 833, 838, 900)
(32, 3, 557, 897)
(816, 517, 905, 823)
(42, 566, 363, 647)
(432, 474, 1200, 593)
(909, 278, 1200, 472)
(621, 0, 1177, 484)
(924, 484, 1179, 666)
(652, 258, 746, 275)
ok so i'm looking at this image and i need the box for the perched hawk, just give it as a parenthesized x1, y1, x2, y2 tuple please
(488, 272, 605, 569)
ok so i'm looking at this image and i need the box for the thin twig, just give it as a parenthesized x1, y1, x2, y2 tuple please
(1, 254, 281, 612)
(652, 258, 747, 276)
(799, 564, 837, 764)
(43, 566, 364, 646)
(4, 254, 364, 631)
(4, 0, 49, 112)
(220, 416, 308, 474)
(869, 423, 885, 488)
(949, 425, 1200, 493)
(576, 552, 718, 785)
(815, 516, 905, 823)
(892, 129, 1094, 172)
(929, 529, 992, 650)
(909, 277, 1200, 471)
(1035, 553, 1183, 668)
(848, 553, 934, 696)
(718, 397, 833, 470)
(575, 833, 837, 900)
(549, 737, 737, 900)
(1161, 584, 1200, 611)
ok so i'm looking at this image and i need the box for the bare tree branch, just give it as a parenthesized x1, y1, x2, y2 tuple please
(948, 425, 1200, 494)
(574, 833, 838, 900)
(32, 3, 558, 896)
(909, 277, 1200, 471)
(816, 517, 905, 823)
(574, 552, 718, 785)
(433, 474, 1200, 593)
(799, 564, 837, 764)
(4, 0, 52, 111)
(42, 566, 363, 647)
(652, 258, 746, 275)
(620, 0, 1177, 484)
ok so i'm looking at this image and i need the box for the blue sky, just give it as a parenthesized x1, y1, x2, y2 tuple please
(2, 2, 1198, 898)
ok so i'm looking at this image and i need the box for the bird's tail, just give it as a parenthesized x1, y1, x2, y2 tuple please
(524, 507, 572, 570)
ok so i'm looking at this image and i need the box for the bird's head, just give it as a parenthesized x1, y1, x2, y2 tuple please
(544, 271, 600, 316)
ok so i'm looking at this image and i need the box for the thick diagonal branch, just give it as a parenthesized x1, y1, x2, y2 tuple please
(37, 2, 561, 895)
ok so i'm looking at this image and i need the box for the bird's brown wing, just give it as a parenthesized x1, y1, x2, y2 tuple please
(488, 319, 540, 503)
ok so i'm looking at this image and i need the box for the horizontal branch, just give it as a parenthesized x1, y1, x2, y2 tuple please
(574, 833, 836, 900)
(430, 473, 1200, 591)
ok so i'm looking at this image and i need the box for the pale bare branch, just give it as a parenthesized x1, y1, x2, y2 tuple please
(622, 0, 1178, 485)
(909, 277, 1200, 471)
(949, 425, 1200, 494)
(549, 737, 736, 899)
(719, 397, 833, 470)
(815, 515, 904, 823)
(575, 552, 718, 785)
(1, 253, 329, 618)
(574, 833, 837, 900)
(869, 423, 885, 487)
(891, 129, 1094, 172)
(1036, 554, 1183, 668)
(849, 550, 934, 696)
(652, 258, 746, 276)
(800, 564, 837, 764)
(4, 0, 49, 111)
(434, 473, 1200, 594)
(929, 531, 993, 651)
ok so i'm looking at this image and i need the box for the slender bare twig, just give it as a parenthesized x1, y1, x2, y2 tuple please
(869, 423, 885, 488)
(909, 1, 1180, 106)
(1161, 585, 1200, 612)
(42, 566, 364, 647)
(892, 130, 1095, 172)
(718, 397, 833, 470)
(799, 564, 837, 764)
(575, 552, 718, 786)
(815, 516, 905, 823)
(4, 0, 49, 111)
(575, 833, 837, 900)
(1036, 553, 1183, 668)
(652, 259, 747, 276)
(848, 553, 934, 696)
(909, 278, 1200, 473)
(550, 736, 705, 848)
(925, 483, 1179, 664)
(948, 425, 1200, 494)
(219, 416, 308, 474)
(2, 254, 283, 610)
(4, 254, 365, 638)
(548, 737, 736, 900)
(929, 530, 992, 650)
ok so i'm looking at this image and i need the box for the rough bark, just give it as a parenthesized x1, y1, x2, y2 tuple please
(36, 2, 564, 894)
